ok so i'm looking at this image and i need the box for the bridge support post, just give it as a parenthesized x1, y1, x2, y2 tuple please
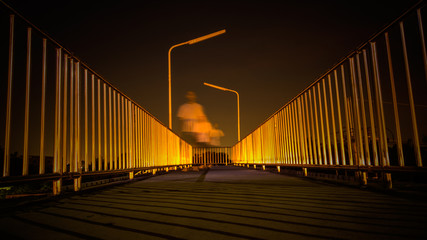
(129, 171, 134, 180)
(303, 168, 308, 177)
(384, 172, 392, 189)
(74, 177, 81, 191)
(262, 165, 265, 171)
(53, 179, 62, 195)
(359, 171, 367, 186)
(277, 166, 280, 173)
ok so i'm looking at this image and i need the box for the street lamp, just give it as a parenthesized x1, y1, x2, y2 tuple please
(203, 82, 240, 142)
(168, 29, 226, 129)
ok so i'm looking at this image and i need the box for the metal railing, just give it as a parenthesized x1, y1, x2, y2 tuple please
(232, 1, 427, 186)
(0, 2, 192, 194)
(193, 147, 232, 165)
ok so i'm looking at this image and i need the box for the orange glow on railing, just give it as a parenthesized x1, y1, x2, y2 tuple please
(0, 3, 194, 195)
(231, 2, 426, 169)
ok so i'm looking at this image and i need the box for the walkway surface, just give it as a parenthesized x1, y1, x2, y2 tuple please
(1, 166, 426, 240)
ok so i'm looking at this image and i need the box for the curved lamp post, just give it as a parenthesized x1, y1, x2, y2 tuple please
(168, 29, 226, 129)
(204, 82, 240, 142)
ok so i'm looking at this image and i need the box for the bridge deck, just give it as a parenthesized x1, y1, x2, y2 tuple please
(1, 166, 426, 240)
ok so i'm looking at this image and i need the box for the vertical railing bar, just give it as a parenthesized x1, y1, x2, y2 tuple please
(53, 48, 62, 195)
(62, 54, 68, 173)
(118, 94, 122, 169)
(299, 98, 307, 164)
(136, 107, 140, 168)
(283, 108, 289, 164)
(273, 116, 278, 164)
(77, 62, 80, 172)
(39, 38, 47, 174)
(309, 90, 318, 165)
(218, 147, 221, 165)
(280, 110, 287, 164)
(322, 77, 333, 165)
(140, 109, 144, 167)
(69, 59, 74, 172)
(97, 79, 101, 171)
(259, 127, 264, 164)
(385, 33, 404, 166)
(362, 50, 379, 166)
(23, 27, 32, 176)
(143, 111, 146, 167)
(371, 42, 390, 166)
(400, 22, 422, 167)
(3, 14, 14, 177)
(109, 86, 113, 170)
(334, 70, 345, 165)
(144, 112, 147, 167)
(304, 93, 313, 165)
(124, 99, 128, 169)
(356, 54, 370, 166)
(132, 105, 136, 167)
(219, 147, 222, 164)
(84, 69, 88, 171)
(75, 62, 81, 188)
(283, 108, 288, 164)
(293, 102, 300, 164)
(138, 108, 141, 168)
(142, 110, 145, 167)
(103, 83, 108, 170)
(151, 118, 154, 167)
(350, 58, 365, 166)
(417, 8, 427, 85)
(113, 90, 117, 170)
(301, 97, 309, 164)
(130, 102, 134, 169)
(318, 82, 327, 165)
(313, 86, 321, 165)
(289, 104, 296, 164)
(73, 62, 78, 172)
(327, 75, 339, 165)
(277, 111, 282, 164)
(151, 120, 154, 167)
(341, 65, 352, 165)
(137, 105, 140, 168)
(282, 111, 289, 164)
(91, 74, 95, 171)
(130, 101, 133, 168)
(293, 102, 299, 164)
(121, 96, 125, 169)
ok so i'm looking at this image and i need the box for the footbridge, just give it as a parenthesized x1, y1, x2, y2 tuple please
(1, 1, 427, 239)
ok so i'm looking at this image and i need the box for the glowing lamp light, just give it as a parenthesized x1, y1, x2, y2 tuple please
(187, 29, 226, 45)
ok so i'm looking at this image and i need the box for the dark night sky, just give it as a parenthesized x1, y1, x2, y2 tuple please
(2, 0, 418, 146)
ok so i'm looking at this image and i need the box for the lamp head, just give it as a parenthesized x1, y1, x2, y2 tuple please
(188, 29, 226, 45)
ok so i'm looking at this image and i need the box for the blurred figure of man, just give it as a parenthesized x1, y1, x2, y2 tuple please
(177, 91, 206, 145)
(209, 123, 224, 146)
(194, 115, 212, 147)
